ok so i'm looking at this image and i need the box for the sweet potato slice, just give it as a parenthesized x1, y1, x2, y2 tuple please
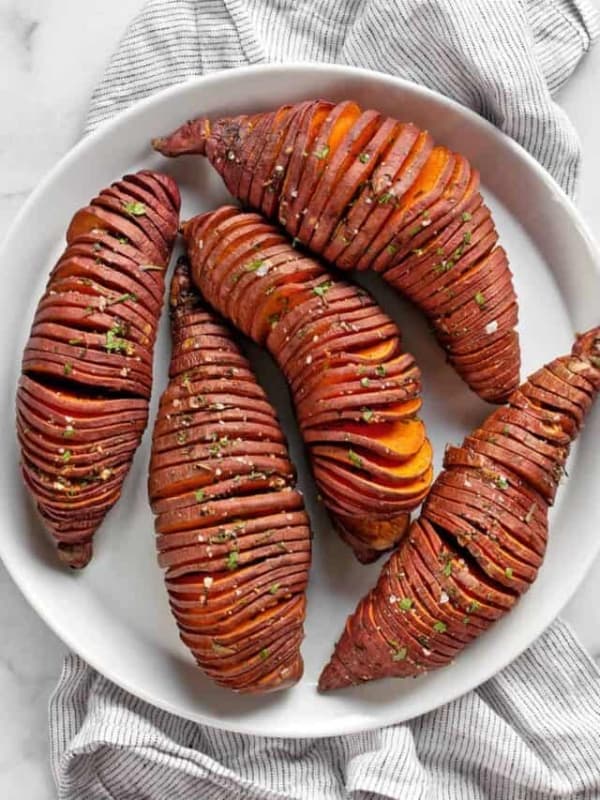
(319, 330, 600, 689)
(17, 171, 179, 566)
(153, 101, 520, 402)
(148, 262, 310, 693)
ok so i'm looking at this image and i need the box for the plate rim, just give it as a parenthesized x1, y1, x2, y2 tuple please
(2, 61, 600, 737)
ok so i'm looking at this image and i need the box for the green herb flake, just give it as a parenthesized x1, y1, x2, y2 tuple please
(63, 362, 73, 376)
(463, 616, 471, 625)
(105, 328, 133, 355)
(467, 600, 481, 613)
(387, 243, 398, 256)
(358, 152, 370, 164)
(176, 431, 188, 445)
(502, 424, 510, 434)
(245, 258, 265, 273)
(463, 231, 472, 245)
(122, 201, 146, 216)
(269, 583, 280, 595)
(433, 621, 447, 634)
(117, 236, 129, 245)
(436, 247, 445, 255)
(474, 291, 486, 307)
(92, 242, 102, 252)
(495, 475, 509, 490)
(360, 376, 370, 388)
(375, 364, 386, 377)
(312, 280, 332, 298)
(63, 426, 75, 438)
(259, 648, 270, 661)
(314, 144, 330, 160)
(398, 597, 413, 611)
(378, 192, 395, 205)
(348, 450, 364, 469)
(194, 489, 205, 503)
(461, 211, 472, 222)
(361, 407, 374, 423)
(61, 450, 72, 463)
(443, 562, 452, 577)
(505, 567, 514, 579)
(391, 645, 408, 662)
(226, 550, 239, 571)
(108, 292, 137, 306)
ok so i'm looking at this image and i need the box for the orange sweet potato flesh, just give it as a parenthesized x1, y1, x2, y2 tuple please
(16, 171, 180, 567)
(153, 100, 520, 403)
(148, 261, 310, 693)
(318, 328, 600, 690)
(182, 208, 434, 563)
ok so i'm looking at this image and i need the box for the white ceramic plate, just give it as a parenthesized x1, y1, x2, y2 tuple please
(2, 64, 599, 738)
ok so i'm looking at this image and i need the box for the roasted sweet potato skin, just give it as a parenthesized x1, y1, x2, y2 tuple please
(182, 208, 433, 563)
(154, 100, 520, 403)
(17, 171, 180, 567)
(319, 328, 600, 690)
(148, 261, 310, 693)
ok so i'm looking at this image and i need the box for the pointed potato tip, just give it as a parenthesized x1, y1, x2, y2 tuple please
(318, 659, 351, 692)
(151, 136, 167, 153)
(57, 541, 93, 569)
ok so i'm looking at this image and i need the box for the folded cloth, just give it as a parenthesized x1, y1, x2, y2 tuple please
(51, 0, 600, 798)
(50, 621, 600, 799)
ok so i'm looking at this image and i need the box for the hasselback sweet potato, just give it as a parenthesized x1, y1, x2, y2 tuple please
(182, 207, 433, 563)
(153, 100, 520, 403)
(17, 171, 180, 567)
(318, 328, 600, 690)
(148, 261, 310, 693)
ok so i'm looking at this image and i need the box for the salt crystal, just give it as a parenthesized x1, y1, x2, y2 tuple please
(485, 320, 498, 335)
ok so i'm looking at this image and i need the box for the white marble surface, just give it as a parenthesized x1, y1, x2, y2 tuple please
(1, 0, 600, 797)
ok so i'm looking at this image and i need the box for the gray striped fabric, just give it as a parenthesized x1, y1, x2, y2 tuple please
(50, 1, 600, 798)
(51, 621, 600, 799)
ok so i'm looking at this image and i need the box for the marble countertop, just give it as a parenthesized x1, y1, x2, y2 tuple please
(1, 1, 600, 797)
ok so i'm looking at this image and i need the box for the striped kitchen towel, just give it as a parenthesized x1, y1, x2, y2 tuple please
(52, 1, 600, 798)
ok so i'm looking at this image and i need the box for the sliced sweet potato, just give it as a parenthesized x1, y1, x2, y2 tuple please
(319, 330, 600, 689)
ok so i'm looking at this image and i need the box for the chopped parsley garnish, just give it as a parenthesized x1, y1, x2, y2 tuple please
(348, 450, 363, 469)
(226, 550, 239, 571)
(463, 231, 472, 245)
(505, 567, 514, 579)
(63, 426, 75, 438)
(443, 562, 452, 577)
(391, 645, 408, 662)
(433, 621, 447, 633)
(361, 407, 374, 423)
(122, 201, 146, 216)
(61, 450, 72, 463)
(245, 259, 265, 272)
(360, 376, 370, 388)
(387, 243, 398, 256)
(474, 291, 486, 307)
(195, 489, 205, 502)
(375, 364, 386, 377)
(495, 476, 509, 490)
(312, 280, 332, 297)
(105, 326, 133, 355)
(108, 292, 137, 306)
(259, 648, 270, 661)
(63, 362, 73, 376)
(467, 600, 481, 613)
(269, 583, 280, 595)
(358, 152, 370, 164)
(461, 211, 472, 222)
(314, 144, 330, 160)
(398, 597, 413, 611)
(378, 192, 395, 205)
